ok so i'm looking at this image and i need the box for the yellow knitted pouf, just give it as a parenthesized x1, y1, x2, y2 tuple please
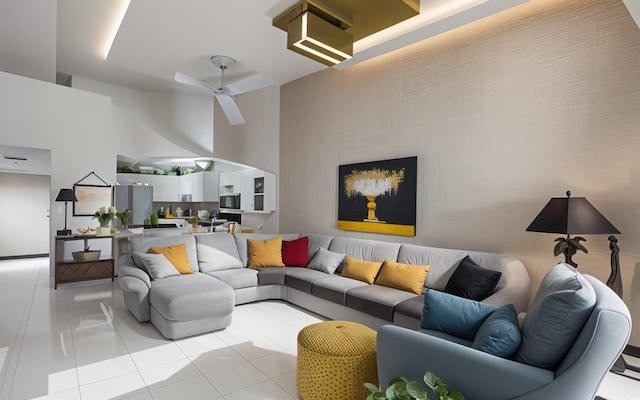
(297, 320, 378, 400)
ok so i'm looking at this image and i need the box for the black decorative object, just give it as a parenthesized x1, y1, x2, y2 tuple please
(55, 188, 78, 236)
(526, 190, 619, 268)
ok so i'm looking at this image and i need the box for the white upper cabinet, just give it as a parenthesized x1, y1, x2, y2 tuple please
(218, 169, 276, 212)
(203, 171, 219, 202)
(179, 173, 204, 202)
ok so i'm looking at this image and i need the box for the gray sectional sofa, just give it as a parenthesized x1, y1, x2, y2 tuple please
(116, 232, 530, 339)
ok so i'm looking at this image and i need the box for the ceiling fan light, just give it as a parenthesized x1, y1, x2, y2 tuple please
(288, 11, 352, 66)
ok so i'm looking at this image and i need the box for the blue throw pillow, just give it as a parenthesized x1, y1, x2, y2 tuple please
(472, 304, 521, 358)
(513, 263, 596, 370)
(420, 289, 496, 340)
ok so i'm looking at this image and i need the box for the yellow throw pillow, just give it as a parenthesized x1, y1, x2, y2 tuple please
(340, 257, 383, 284)
(375, 259, 430, 294)
(247, 236, 285, 268)
(149, 243, 194, 275)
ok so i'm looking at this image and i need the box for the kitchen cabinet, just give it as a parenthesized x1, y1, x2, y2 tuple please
(252, 171, 276, 212)
(117, 173, 152, 185)
(151, 174, 179, 202)
(179, 172, 203, 202)
(218, 169, 276, 212)
(54, 235, 115, 289)
(203, 171, 219, 202)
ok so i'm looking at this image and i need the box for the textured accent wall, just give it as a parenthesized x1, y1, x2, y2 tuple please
(280, 0, 640, 345)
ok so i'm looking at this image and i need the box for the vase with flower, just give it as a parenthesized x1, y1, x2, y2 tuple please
(93, 206, 117, 235)
(116, 209, 133, 231)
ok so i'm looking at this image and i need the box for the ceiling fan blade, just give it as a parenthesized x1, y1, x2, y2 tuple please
(216, 94, 245, 125)
(225, 74, 274, 96)
(174, 71, 219, 94)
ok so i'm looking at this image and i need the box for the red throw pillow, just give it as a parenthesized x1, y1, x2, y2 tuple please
(282, 236, 309, 267)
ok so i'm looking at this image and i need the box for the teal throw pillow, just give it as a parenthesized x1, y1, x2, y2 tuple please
(420, 289, 496, 340)
(472, 304, 521, 358)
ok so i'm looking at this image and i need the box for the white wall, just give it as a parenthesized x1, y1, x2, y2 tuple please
(72, 76, 215, 156)
(0, 70, 197, 265)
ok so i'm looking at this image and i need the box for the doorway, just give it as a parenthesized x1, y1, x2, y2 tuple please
(0, 145, 51, 259)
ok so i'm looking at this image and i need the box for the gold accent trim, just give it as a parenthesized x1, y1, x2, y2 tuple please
(337, 220, 415, 236)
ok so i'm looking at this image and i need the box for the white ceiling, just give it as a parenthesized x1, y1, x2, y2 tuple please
(54, 0, 536, 93)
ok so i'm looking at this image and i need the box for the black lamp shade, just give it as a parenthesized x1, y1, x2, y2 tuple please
(527, 192, 620, 235)
(55, 188, 77, 202)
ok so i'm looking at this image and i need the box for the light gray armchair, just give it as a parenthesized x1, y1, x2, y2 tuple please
(377, 274, 631, 400)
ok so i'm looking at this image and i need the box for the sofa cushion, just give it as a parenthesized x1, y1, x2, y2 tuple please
(305, 234, 334, 262)
(340, 257, 383, 284)
(311, 275, 368, 305)
(472, 304, 521, 358)
(375, 259, 430, 294)
(394, 295, 425, 320)
(206, 268, 258, 290)
(346, 285, 417, 321)
(257, 267, 286, 285)
(247, 236, 285, 268)
(149, 243, 194, 275)
(132, 252, 180, 280)
(149, 274, 234, 321)
(328, 237, 401, 274)
(282, 236, 309, 267)
(444, 256, 502, 301)
(195, 233, 243, 272)
(420, 289, 496, 340)
(130, 235, 199, 273)
(285, 268, 331, 293)
(308, 247, 346, 274)
(514, 263, 596, 370)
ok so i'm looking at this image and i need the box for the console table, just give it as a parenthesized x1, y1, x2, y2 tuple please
(54, 235, 115, 289)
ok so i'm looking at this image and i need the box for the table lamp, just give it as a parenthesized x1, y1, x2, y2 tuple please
(526, 190, 619, 268)
(55, 188, 77, 236)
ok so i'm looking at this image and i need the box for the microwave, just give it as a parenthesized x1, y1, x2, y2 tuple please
(220, 193, 241, 209)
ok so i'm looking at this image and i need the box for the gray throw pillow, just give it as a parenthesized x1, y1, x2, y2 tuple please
(308, 247, 346, 274)
(513, 263, 596, 370)
(133, 252, 180, 280)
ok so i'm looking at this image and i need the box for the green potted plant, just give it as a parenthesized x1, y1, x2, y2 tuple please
(366, 372, 464, 400)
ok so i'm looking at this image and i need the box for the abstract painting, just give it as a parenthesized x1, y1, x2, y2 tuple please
(338, 156, 417, 236)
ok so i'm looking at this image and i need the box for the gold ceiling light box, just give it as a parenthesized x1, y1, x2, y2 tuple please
(273, 0, 419, 66)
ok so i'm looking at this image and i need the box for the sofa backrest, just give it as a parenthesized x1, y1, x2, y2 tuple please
(233, 233, 300, 267)
(304, 234, 334, 261)
(194, 233, 243, 271)
(397, 244, 509, 292)
(129, 234, 199, 273)
(328, 237, 401, 272)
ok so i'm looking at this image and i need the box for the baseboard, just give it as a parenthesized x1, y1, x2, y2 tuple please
(0, 253, 48, 261)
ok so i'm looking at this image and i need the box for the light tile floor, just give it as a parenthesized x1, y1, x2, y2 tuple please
(0, 257, 638, 400)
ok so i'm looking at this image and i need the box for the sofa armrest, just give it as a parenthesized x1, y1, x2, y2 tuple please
(116, 255, 151, 289)
(116, 255, 151, 321)
(377, 325, 553, 400)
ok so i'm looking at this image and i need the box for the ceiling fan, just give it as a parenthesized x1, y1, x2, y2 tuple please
(174, 55, 273, 126)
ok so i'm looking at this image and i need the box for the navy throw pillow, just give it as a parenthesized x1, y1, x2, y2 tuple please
(472, 304, 521, 358)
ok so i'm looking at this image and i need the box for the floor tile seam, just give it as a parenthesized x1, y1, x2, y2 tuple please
(270, 374, 299, 398)
(0, 276, 37, 399)
(187, 348, 249, 376)
(139, 367, 209, 393)
(215, 376, 279, 398)
(202, 369, 271, 397)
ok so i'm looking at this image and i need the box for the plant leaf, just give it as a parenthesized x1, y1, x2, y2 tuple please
(406, 381, 427, 399)
(365, 383, 381, 393)
(569, 238, 588, 253)
(553, 240, 567, 256)
(449, 391, 466, 400)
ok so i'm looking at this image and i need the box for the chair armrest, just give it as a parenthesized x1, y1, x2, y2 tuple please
(377, 325, 553, 400)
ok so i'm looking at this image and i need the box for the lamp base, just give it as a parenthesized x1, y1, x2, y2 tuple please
(57, 229, 72, 236)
